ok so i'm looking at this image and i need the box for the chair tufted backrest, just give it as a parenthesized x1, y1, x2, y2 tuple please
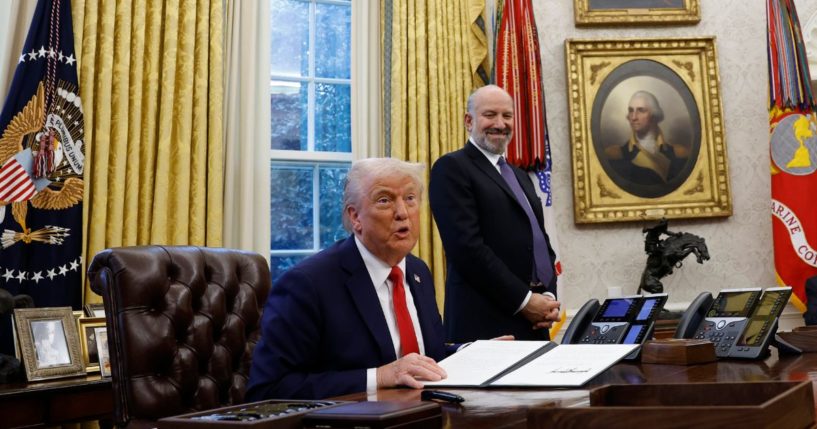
(88, 246, 271, 428)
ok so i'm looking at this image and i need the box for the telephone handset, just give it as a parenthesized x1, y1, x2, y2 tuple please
(561, 294, 668, 352)
(674, 287, 792, 359)
(674, 291, 713, 339)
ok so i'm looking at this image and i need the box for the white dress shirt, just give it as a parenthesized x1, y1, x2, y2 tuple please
(354, 236, 425, 394)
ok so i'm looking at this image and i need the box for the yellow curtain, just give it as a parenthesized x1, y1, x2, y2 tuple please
(382, 0, 483, 310)
(74, 0, 224, 305)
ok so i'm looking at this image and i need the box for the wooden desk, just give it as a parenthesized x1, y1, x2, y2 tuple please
(0, 375, 112, 428)
(335, 350, 817, 429)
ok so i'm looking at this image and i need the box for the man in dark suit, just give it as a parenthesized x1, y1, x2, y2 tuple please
(430, 85, 561, 343)
(246, 158, 448, 400)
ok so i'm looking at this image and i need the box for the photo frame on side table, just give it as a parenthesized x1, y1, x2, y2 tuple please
(78, 317, 106, 373)
(97, 329, 111, 377)
(13, 307, 86, 381)
(84, 303, 105, 318)
(574, 0, 700, 27)
(565, 37, 731, 223)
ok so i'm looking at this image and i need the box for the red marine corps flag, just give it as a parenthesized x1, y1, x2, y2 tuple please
(767, 0, 814, 311)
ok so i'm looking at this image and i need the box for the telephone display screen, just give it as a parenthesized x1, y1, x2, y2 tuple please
(636, 299, 657, 321)
(754, 290, 784, 317)
(602, 298, 633, 318)
(736, 319, 766, 346)
(623, 325, 644, 344)
(708, 291, 757, 317)
(735, 290, 789, 347)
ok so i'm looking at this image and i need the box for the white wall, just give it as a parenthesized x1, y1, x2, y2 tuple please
(534, 0, 795, 317)
(0, 0, 37, 101)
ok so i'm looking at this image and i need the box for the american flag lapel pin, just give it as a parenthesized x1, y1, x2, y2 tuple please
(413, 274, 421, 283)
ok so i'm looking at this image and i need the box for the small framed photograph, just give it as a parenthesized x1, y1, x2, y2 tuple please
(574, 0, 700, 27)
(84, 303, 105, 318)
(78, 317, 106, 373)
(13, 307, 85, 381)
(72, 310, 83, 327)
(565, 37, 731, 223)
(97, 329, 111, 377)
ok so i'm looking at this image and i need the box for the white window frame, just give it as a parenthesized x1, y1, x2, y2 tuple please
(270, 0, 378, 262)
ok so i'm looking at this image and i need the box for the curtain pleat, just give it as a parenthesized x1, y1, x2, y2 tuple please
(383, 0, 477, 311)
(222, 0, 270, 259)
(78, 0, 223, 304)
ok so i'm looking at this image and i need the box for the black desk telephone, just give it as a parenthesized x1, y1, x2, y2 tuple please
(674, 287, 792, 359)
(561, 294, 668, 352)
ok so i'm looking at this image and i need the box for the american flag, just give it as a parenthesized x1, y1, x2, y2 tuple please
(0, 154, 36, 202)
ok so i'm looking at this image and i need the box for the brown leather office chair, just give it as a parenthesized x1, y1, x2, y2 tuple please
(88, 246, 271, 428)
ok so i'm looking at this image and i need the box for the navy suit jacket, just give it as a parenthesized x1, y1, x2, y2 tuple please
(245, 236, 446, 400)
(429, 142, 556, 343)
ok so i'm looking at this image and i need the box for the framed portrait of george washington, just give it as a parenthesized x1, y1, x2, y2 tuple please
(574, 0, 700, 27)
(565, 37, 731, 224)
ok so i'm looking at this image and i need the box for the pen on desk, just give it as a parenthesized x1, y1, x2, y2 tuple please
(421, 389, 465, 403)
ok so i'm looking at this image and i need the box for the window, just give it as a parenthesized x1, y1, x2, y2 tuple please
(270, 0, 352, 282)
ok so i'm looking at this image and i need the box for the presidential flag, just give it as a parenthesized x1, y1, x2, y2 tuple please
(0, 0, 84, 355)
(767, 0, 814, 311)
(489, 0, 565, 334)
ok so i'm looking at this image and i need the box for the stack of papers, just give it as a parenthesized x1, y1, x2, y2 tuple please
(423, 341, 638, 387)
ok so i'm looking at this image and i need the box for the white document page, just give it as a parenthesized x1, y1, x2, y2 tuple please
(490, 344, 638, 387)
(423, 340, 549, 387)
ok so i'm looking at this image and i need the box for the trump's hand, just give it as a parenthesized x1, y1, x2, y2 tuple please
(376, 353, 447, 389)
(520, 293, 561, 330)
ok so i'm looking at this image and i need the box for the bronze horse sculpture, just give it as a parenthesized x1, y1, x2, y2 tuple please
(638, 219, 710, 294)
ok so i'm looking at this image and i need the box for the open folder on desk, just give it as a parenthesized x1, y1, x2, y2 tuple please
(423, 341, 638, 387)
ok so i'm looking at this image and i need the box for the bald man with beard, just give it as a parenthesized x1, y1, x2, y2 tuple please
(429, 85, 561, 343)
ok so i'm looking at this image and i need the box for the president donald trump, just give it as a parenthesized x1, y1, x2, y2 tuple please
(246, 158, 448, 400)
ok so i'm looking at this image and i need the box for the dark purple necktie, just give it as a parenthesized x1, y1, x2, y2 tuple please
(497, 156, 554, 286)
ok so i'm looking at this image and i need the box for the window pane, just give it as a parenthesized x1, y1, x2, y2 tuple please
(319, 166, 350, 247)
(271, 164, 313, 249)
(315, 83, 351, 152)
(271, 80, 308, 150)
(270, 0, 309, 77)
(315, 3, 351, 79)
(270, 255, 309, 284)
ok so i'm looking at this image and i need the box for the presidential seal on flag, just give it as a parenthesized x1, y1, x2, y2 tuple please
(0, 82, 84, 249)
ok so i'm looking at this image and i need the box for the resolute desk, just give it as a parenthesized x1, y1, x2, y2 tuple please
(0, 375, 112, 428)
(334, 350, 817, 429)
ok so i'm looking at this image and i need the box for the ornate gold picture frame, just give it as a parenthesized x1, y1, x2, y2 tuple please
(574, 0, 700, 27)
(565, 37, 730, 224)
(13, 307, 86, 381)
(78, 316, 106, 373)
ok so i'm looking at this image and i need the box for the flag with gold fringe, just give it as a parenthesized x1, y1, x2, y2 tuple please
(0, 0, 84, 355)
(767, 0, 815, 311)
(483, 0, 565, 335)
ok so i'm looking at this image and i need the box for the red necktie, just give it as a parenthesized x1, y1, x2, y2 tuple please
(389, 266, 419, 356)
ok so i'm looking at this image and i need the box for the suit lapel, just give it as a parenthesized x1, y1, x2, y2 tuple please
(464, 142, 518, 203)
(340, 238, 397, 362)
(464, 142, 543, 224)
(514, 167, 546, 227)
(405, 258, 434, 347)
